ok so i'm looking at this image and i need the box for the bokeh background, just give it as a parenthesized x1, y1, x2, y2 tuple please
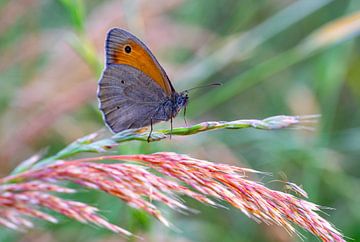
(0, 0, 359, 241)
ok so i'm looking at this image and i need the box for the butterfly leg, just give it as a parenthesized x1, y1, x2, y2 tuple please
(183, 105, 188, 127)
(147, 118, 153, 143)
(169, 117, 173, 139)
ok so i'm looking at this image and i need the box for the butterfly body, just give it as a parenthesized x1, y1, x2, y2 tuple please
(97, 28, 188, 133)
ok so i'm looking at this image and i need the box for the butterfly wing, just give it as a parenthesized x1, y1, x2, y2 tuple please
(98, 64, 170, 133)
(105, 28, 174, 95)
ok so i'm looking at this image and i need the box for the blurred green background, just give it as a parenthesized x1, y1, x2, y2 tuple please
(0, 0, 359, 241)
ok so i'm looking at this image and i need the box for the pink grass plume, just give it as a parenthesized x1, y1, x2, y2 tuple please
(0, 152, 344, 241)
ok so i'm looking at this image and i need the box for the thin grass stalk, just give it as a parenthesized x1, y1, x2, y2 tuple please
(12, 114, 319, 174)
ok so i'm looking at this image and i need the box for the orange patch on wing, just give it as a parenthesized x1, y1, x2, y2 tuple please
(111, 40, 172, 95)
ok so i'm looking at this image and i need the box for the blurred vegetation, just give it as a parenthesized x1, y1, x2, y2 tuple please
(0, 0, 359, 242)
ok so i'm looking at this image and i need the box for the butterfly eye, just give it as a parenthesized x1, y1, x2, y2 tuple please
(124, 45, 132, 54)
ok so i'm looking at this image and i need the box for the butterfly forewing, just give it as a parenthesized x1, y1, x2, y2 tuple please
(105, 28, 174, 95)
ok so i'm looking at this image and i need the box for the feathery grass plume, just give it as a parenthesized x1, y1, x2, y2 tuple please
(1, 151, 344, 241)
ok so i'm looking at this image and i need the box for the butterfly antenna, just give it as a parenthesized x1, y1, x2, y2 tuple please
(183, 83, 222, 93)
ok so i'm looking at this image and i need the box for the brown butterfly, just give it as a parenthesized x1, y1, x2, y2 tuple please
(97, 28, 188, 138)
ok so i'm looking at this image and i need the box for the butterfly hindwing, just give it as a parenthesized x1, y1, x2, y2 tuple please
(98, 64, 169, 133)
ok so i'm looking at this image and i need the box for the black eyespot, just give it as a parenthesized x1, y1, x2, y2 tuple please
(121, 80, 125, 84)
(124, 45, 131, 53)
(116, 106, 120, 109)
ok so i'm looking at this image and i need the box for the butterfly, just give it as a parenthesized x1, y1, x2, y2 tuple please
(97, 28, 188, 139)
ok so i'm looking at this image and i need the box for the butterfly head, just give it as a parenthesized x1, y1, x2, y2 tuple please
(172, 91, 188, 115)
